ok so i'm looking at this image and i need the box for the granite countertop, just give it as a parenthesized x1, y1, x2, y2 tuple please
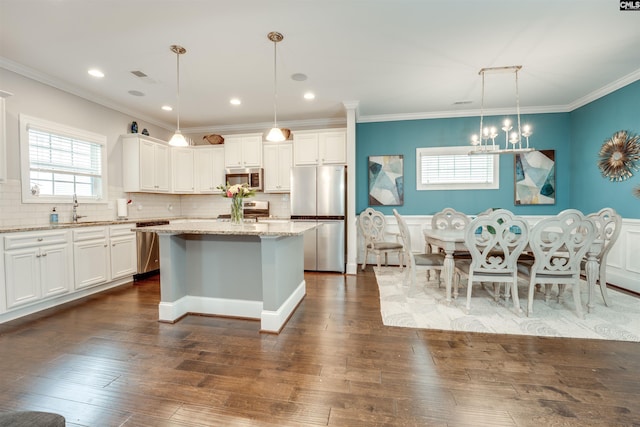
(133, 220, 317, 237)
(0, 217, 218, 234)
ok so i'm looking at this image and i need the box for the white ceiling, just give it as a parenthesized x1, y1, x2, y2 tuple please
(1, 0, 640, 134)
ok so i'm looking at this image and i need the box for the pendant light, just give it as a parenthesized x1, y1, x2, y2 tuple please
(169, 44, 188, 147)
(266, 31, 286, 142)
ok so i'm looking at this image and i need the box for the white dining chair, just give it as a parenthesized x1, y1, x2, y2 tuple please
(393, 209, 445, 291)
(359, 208, 404, 270)
(584, 207, 622, 307)
(455, 209, 530, 313)
(519, 209, 597, 319)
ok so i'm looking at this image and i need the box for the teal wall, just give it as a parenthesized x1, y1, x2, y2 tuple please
(357, 113, 571, 216)
(356, 81, 640, 219)
(569, 80, 640, 218)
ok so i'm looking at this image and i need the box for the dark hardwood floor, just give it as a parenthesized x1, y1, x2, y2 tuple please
(1, 270, 639, 427)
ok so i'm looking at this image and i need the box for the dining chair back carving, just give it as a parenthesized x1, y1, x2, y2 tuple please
(431, 208, 470, 232)
(359, 208, 404, 270)
(393, 209, 445, 291)
(457, 209, 530, 313)
(520, 209, 596, 319)
(584, 207, 621, 306)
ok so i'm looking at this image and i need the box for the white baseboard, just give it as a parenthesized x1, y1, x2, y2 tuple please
(158, 295, 263, 323)
(261, 280, 306, 333)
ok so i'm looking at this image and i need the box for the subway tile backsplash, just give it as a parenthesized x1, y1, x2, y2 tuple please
(0, 179, 292, 228)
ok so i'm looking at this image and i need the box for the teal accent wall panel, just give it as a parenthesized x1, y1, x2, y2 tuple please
(570, 80, 640, 218)
(356, 113, 572, 216)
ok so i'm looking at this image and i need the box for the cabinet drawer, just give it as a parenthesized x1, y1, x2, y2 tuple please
(73, 226, 108, 242)
(4, 230, 69, 250)
(110, 223, 136, 237)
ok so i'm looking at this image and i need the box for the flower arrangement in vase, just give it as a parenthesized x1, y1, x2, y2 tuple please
(216, 182, 256, 224)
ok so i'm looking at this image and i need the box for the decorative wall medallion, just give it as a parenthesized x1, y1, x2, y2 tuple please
(597, 130, 640, 181)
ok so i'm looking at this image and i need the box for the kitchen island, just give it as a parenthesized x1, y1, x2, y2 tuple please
(134, 221, 318, 333)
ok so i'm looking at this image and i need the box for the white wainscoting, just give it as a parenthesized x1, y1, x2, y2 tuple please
(357, 214, 640, 293)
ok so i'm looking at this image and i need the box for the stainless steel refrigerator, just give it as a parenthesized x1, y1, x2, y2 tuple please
(290, 165, 346, 273)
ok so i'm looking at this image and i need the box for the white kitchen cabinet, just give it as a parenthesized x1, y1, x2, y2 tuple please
(224, 133, 263, 168)
(293, 129, 346, 166)
(73, 227, 109, 290)
(194, 145, 225, 193)
(171, 147, 195, 193)
(263, 143, 292, 192)
(3, 230, 72, 309)
(109, 224, 136, 279)
(122, 135, 170, 192)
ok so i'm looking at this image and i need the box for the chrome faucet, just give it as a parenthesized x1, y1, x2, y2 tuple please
(72, 194, 86, 223)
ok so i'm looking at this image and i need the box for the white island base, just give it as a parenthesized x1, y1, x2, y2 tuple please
(147, 221, 316, 333)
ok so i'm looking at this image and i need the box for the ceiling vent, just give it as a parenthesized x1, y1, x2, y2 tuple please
(130, 70, 157, 84)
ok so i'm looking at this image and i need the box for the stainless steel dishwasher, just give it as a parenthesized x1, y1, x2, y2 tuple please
(134, 220, 169, 279)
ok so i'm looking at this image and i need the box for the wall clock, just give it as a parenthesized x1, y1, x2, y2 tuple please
(597, 130, 640, 182)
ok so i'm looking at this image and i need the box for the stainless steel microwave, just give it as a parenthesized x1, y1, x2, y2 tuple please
(224, 168, 263, 191)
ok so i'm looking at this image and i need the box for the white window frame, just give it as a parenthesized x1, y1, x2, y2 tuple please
(19, 114, 108, 204)
(416, 146, 499, 191)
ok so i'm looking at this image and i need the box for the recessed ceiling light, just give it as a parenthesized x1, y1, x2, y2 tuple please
(230, 98, 241, 105)
(304, 92, 315, 100)
(162, 105, 173, 111)
(88, 69, 104, 78)
(291, 73, 307, 81)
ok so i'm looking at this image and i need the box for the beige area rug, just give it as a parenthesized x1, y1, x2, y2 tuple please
(374, 266, 640, 342)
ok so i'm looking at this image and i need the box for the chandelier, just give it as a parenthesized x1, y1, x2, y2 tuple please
(469, 65, 534, 155)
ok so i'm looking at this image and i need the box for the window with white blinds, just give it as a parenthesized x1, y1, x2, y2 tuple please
(20, 114, 107, 203)
(416, 146, 499, 190)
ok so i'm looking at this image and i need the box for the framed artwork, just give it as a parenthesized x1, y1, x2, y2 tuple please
(368, 155, 404, 206)
(514, 149, 555, 205)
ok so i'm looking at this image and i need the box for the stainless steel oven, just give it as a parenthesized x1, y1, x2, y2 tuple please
(134, 220, 169, 279)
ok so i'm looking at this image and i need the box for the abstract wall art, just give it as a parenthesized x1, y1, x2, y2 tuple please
(368, 155, 404, 206)
(515, 150, 555, 205)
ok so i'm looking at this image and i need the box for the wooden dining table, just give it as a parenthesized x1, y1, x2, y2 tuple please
(422, 228, 605, 314)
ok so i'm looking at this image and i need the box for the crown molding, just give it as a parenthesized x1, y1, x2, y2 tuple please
(566, 68, 640, 111)
(185, 117, 347, 135)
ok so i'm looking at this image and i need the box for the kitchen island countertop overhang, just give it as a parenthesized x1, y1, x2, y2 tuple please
(134, 221, 320, 333)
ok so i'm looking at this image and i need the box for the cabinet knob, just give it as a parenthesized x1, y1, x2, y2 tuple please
(42, 253, 47, 257)
(37, 238, 44, 241)
(104, 244, 108, 247)
(36, 254, 41, 258)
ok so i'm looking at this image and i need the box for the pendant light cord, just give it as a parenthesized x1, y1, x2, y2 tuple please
(176, 49, 181, 132)
(272, 38, 278, 127)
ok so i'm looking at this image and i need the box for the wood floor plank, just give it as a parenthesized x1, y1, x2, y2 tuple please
(0, 269, 638, 426)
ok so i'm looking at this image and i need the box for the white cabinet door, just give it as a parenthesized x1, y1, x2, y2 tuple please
(264, 143, 292, 192)
(40, 243, 71, 298)
(4, 248, 40, 309)
(123, 135, 170, 192)
(293, 133, 320, 165)
(171, 147, 195, 193)
(4, 242, 70, 309)
(241, 135, 263, 167)
(224, 137, 243, 168)
(139, 139, 156, 191)
(319, 130, 347, 164)
(74, 239, 109, 289)
(224, 134, 263, 168)
(293, 130, 346, 166)
(155, 143, 170, 192)
(110, 235, 136, 279)
(195, 146, 225, 193)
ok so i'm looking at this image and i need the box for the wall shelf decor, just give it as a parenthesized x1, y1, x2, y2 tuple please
(368, 155, 404, 206)
(597, 130, 640, 182)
